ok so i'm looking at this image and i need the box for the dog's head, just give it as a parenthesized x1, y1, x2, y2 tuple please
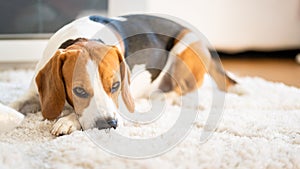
(36, 38, 135, 130)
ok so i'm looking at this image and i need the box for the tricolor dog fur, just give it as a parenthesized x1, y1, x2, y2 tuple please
(10, 14, 236, 136)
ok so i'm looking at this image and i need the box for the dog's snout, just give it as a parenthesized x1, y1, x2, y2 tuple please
(96, 118, 118, 130)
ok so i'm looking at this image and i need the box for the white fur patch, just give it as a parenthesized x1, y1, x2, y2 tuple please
(171, 32, 200, 56)
(92, 24, 122, 52)
(111, 16, 127, 21)
(130, 64, 153, 98)
(79, 60, 118, 129)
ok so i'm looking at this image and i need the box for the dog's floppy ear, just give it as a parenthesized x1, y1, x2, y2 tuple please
(114, 47, 135, 113)
(35, 49, 72, 120)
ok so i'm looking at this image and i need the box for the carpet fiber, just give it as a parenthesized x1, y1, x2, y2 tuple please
(0, 69, 299, 169)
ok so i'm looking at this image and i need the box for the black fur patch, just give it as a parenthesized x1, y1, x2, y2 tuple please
(89, 15, 113, 24)
(58, 38, 88, 49)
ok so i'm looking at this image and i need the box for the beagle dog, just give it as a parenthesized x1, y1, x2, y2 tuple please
(10, 14, 236, 136)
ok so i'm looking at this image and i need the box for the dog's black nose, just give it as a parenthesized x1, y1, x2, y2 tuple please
(107, 119, 118, 129)
(96, 118, 118, 130)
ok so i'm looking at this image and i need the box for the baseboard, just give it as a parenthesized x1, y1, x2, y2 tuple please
(217, 49, 300, 59)
(0, 39, 48, 62)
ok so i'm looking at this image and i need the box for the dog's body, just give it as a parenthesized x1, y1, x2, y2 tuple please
(10, 14, 235, 136)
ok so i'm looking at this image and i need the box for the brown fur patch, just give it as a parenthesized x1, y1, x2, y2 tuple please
(98, 49, 120, 96)
(173, 41, 207, 94)
(36, 50, 67, 120)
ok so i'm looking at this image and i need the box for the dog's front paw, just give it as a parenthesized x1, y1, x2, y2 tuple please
(51, 113, 81, 136)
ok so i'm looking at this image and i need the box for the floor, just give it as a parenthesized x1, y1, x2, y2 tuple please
(221, 58, 300, 88)
(1, 56, 299, 88)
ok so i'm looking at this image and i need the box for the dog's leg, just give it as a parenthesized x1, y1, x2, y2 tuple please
(9, 89, 41, 115)
(208, 52, 237, 91)
(157, 30, 236, 94)
(50, 105, 81, 136)
(157, 46, 205, 95)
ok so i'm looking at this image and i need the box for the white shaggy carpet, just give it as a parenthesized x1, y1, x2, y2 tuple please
(0, 69, 300, 169)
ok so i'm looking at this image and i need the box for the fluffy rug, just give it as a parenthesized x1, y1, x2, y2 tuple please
(0, 69, 299, 169)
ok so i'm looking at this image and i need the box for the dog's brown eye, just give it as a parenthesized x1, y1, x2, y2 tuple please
(111, 81, 120, 93)
(73, 87, 89, 98)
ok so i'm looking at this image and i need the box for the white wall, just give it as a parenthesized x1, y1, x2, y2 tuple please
(146, 0, 300, 52)
(108, 0, 147, 16)
(1, 0, 299, 62)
